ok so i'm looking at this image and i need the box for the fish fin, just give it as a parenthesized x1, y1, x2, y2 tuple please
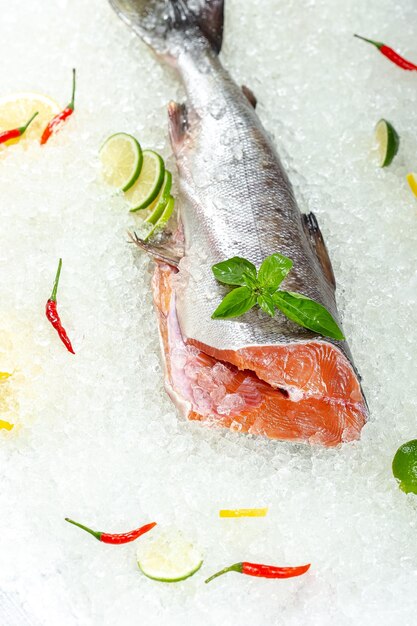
(241, 85, 257, 109)
(196, 0, 224, 54)
(108, 0, 224, 58)
(302, 212, 336, 289)
(128, 231, 182, 268)
(168, 101, 189, 153)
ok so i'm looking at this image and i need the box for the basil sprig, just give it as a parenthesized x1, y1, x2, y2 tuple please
(212, 256, 257, 286)
(211, 253, 345, 341)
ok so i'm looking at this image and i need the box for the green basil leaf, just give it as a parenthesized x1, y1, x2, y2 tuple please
(212, 257, 257, 286)
(273, 291, 345, 340)
(211, 286, 257, 319)
(257, 292, 275, 317)
(258, 253, 293, 292)
(241, 271, 258, 289)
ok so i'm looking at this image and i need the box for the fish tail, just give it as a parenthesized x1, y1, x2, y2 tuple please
(109, 0, 224, 59)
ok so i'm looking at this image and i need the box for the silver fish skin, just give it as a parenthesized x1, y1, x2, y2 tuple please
(109, 0, 362, 380)
(111, 0, 352, 360)
(171, 48, 346, 356)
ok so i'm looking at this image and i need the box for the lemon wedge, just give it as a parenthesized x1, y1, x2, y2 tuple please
(219, 508, 268, 518)
(406, 173, 417, 198)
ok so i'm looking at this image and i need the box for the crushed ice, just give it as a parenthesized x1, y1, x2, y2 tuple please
(1, 0, 417, 624)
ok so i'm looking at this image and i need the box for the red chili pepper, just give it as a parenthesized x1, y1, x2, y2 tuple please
(354, 34, 417, 71)
(45, 258, 75, 354)
(0, 111, 39, 145)
(205, 561, 311, 584)
(65, 517, 157, 544)
(40, 68, 76, 144)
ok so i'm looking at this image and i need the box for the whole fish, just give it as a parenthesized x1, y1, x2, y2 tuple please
(111, 0, 368, 445)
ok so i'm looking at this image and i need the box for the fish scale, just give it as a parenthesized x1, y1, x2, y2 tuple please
(174, 49, 339, 351)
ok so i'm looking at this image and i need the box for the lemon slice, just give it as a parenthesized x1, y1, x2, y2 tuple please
(145, 170, 172, 224)
(99, 132, 143, 191)
(375, 119, 399, 167)
(125, 150, 165, 211)
(137, 528, 203, 583)
(407, 173, 417, 197)
(0, 93, 60, 145)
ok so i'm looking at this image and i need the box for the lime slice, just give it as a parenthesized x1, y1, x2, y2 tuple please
(99, 133, 143, 191)
(137, 528, 203, 582)
(156, 195, 175, 227)
(125, 150, 165, 211)
(393, 440, 417, 494)
(407, 173, 417, 198)
(144, 195, 175, 241)
(0, 92, 60, 145)
(145, 171, 172, 224)
(375, 119, 399, 167)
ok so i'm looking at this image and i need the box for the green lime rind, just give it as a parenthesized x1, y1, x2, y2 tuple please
(156, 195, 175, 227)
(121, 136, 143, 191)
(145, 170, 173, 225)
(138, 559, 203, 583)
(375, 119, 399, 168)
(392, 439, 417, 494)
(143, 195, 175, 241)
(127, 150, 165, 212)
(136, 528, 203, 583)
(99, 132, 143, 192)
